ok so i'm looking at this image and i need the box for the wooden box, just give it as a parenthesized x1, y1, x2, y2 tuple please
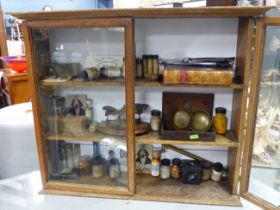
(161, 92, 216, 141)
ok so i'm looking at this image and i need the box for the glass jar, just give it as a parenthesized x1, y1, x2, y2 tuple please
(109, 158, 121, 179)
(77, 155, 92, 176)
(150, 110, 161, 131)
(211, 162, 224, 182)
(160, 158, 171, 179)
(171, 158, 181, 179)
(201, 161, 212, 181)
(213, 107, 227, 134)
(92, 155, 104, 179)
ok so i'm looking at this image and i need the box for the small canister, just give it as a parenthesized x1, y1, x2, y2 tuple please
(201, 161, 212, 181)
(92, 155, 104, 179)
(160, 158, 171, 179)
(211, 162, 224, 182)
(213, 107, 227, 134)
(171, 158, 181, 179)
(150, 110, 161, 131)
(109, 158, 121, 179)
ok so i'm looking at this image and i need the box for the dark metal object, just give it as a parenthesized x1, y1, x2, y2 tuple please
(163, 144, 213, 164)
(181, 160, 202, 185)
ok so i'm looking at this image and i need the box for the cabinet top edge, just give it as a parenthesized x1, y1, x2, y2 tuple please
(10, 6, 273, 21)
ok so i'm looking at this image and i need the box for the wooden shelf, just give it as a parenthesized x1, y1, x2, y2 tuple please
(135, 175, 241, 206)
(41, 79, 125, 87)
(11, 6, 272, 21)
(136, 131, 239, 147)
(46, 131, 125, 143)
(40, 78, 243, 89)
(50, 173, 128, 188)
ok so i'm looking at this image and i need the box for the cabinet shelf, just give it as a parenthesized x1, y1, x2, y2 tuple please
(136, 131, 239, 147)
(40, 78, 243, 89)
(135, 175, 240, 206)
(46, 131, 125, 143)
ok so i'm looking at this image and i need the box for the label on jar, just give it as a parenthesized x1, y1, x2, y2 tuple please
(151, 162, 160, 176)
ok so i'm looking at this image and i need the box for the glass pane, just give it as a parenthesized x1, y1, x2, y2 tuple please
(248, 26, 280, 207)
(31, 27, 128, 188)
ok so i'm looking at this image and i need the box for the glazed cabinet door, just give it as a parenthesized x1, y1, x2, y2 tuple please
(23, 18, 135, 195)
(240, 17, 280, 209)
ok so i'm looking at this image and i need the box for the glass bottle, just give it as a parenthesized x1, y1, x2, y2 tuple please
(211, 162, 224, 182)
(85, 99, 93, 122)
(171, 158, 181, 179)
(201, 161, 212, 181)
(92, 155, 104, 179)
(213, 107, 227, 134)
(109, 158, 121, 179)
(151, 148, 161, 177)
(150, 110, 161, 131)
(160, 158, 171, 179)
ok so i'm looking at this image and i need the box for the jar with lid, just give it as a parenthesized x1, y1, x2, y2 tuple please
(109, 158, 121, 179)
(151, 147, 161, 177)
(201, 161, 212, 181)
(213, 107, 227, 134)
(171, 158, 181, 179)
(150, 110, 161, 131)
(160, 158, 171, 179)
(211, 162, 224, 182)
(92, 155, 104, 179)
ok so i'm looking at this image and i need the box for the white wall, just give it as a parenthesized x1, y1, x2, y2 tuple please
(46, 17, 239, 166)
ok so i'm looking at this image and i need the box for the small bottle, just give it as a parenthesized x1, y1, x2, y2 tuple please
(150, 110, 161, 131)
(201, 161, 212, 181)
(171, 158, 181, 179)
(92, 155, 104, 179)
(136, 57, 143, 78)
(109, 158, 121, 179)
(85, 99, 93, 122)
(65, 143, 75, 170)
(151, 148, 161, 177)
(211, 162, 224, 182)
(160, 159, 171, 179)
(213, 107, 227, 134)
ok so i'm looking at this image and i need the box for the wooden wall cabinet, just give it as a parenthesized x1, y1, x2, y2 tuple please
(12, 6, 278, 208)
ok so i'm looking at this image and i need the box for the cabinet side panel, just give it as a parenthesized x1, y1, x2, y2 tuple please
(240, 18, 265, 195)
(229, 17, 254, 194)
(22, 24, 49, 187)
(124, 19, 135, 194)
